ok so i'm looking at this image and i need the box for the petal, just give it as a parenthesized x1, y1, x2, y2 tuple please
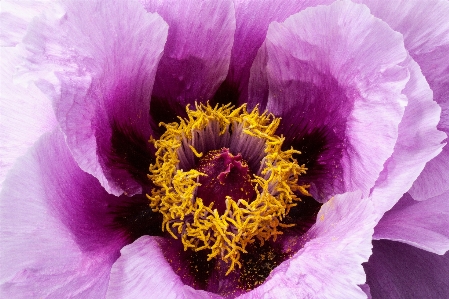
(21, 0, 168, 196)
(0, 47, 57, 186)
(240, 191, 376, 299)
(359, 284, 372, 299)
(0, 0, 50, 46)
(248, 0, 409, 201)
(359, 0, 449, 205)
(0, 130, 127, 297)
(364, 240, 449, 299)
(369, 57, 446, 215)
(358, 0, 449, 106)
(228, 0, 334, 105)
(409, 145, 449, 201)
(141, 0, 236, 126)
(106, 236, 220, 299)
(373, 192, 449, 255)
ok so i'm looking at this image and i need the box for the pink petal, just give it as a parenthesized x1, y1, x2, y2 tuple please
(359, 0, 449, 201)
(21, 0, 168, 196)
(106, 236, 220, 299)
(0, 130, 127, 297)
(0, 0, 50, 46)
(409, 145, 449, 201)
(239, 191, 376, 299)
(0, 46, 57, 187)
(141, 0, 235, 124)
(364, 240, 449, 298)
(369, 57, 445, 215)
(373, 192, 449, 255)
(358, 0, 449, 106)
(359, 284, 372, 299)
(249, 0, 409, 201)
(230, 0, 334, 104)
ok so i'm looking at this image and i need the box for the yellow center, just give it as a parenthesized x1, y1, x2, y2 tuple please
(147, 103, 310, 274)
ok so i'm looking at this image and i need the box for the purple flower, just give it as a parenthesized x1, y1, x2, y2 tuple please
(1, 0, 448, 298)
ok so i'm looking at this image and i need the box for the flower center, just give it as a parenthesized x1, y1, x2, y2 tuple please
(147, 103, 310, 274)
(196, 148, 256, 214)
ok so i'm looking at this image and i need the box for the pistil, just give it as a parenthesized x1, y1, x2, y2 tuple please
(196, 148, 256, 214)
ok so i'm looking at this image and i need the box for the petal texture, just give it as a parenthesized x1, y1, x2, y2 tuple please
(0, 47, 57, 187)
(106, 236, 219, 299)
(373, 192, 449, 255)
(0, 130, 127, 298)
(364, 240, 449, 299)
(141, 0, 236, 126)
(21, 0, 168, 196)
(0, 0, 50, 46)
(358, 0, 449, 202)
(409, 145, 449, 201)
(369, 58, 445, 215)
(358, 0, 449, 106)
(229, 0, 333, 104)
(239, 191, 376, 299)
(248, 0, 409, 201)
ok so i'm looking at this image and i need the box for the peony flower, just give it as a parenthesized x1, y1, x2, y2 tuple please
(1, 0, 448, 298)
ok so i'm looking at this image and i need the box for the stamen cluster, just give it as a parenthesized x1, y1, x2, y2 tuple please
(147, 103, 309, 274)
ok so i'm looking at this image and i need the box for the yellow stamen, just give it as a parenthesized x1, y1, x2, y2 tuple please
(147, 103, 309, 274)
(188, 145, 203, 158)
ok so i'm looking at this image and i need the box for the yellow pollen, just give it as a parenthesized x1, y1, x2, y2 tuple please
(188, 145, 203, 158)
(147, 103, 310, 275)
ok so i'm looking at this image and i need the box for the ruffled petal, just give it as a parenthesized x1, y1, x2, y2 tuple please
(106, 236, 220, 299)
(358, 0, 449, 106)
(369, 57, 445, 215)
(20, 0, 168, 196)
(0, 47, 57, 186)
(0, 0, 50, 46)
(240, 191, 376, 299)
(358, 0, 449, 202)
(0, 130, 127, 297)
(364, 240, 449, 299)
(248, 0, 409, 201)
(373, 192, 449, 255)
(409, 145, 449, 201)
(141, 0, 236, 126)
(227, 0, 333, 105)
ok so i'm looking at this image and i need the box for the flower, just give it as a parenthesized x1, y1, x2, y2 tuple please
(1, 0, 448, 298)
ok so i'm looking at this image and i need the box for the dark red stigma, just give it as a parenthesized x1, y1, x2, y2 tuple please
(196, 148, 256, 214)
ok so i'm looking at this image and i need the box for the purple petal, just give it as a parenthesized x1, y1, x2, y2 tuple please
(409, 145, 449, 201)
(373, 192, 449, 255)
(0, 47, 57, 186)
(0, 0, 50, 46)
(358, 0, 449, 201)
(106, 236, 220, 299)
(229, 0, 334, 105)
(21, 0, 168, 196)
(364, 240, 449, 299)
(369, 57, 445, 215)
(248, 0, 409, 201)
(358, 0, 449, 107)
(359, 284, 372, 299)
(0, 130, 127, 297)
(141, 0, 235, 125)
(239, 191, 376, 299)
